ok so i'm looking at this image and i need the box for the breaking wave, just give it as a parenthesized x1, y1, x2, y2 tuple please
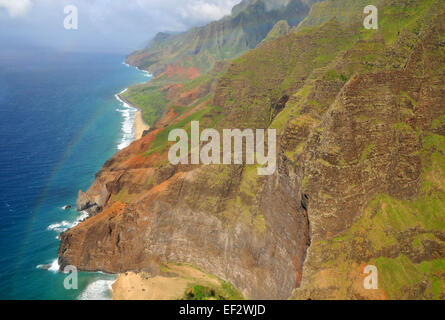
(115, 89, 137, 150)
(77, 279, 115, 300)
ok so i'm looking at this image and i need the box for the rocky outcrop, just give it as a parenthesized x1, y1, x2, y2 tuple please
(59, 0, 445, 300)
(75, 170, 122, 216)
(60, 155, 310, 299)
(76, 190, 96, 213)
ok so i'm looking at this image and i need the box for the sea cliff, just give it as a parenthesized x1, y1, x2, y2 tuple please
(59, 0, 445, 300)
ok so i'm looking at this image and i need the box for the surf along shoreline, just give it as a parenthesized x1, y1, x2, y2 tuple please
(57, 63, 153, 300)
(116, 91, 150, 140)
(118, 62, 152, 141)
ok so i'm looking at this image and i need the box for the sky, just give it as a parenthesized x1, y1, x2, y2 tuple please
(0, 0, 242, 53)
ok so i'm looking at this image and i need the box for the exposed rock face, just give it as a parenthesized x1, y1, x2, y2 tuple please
(259, 20, 291, 45)
(60, 155, 310, 299)
(59, 0, 445, 300)
(76, 191, 93, 212)
(293, 6, 445, 299)
(75, 170, 121, 216)
(126, 0, 319, 75)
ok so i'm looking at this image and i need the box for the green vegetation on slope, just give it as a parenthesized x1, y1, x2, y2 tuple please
(144, 105, 224, 157)
(127, 0, 319, 74)
(259, 20, 290, 45)
(313, 134, 445, 299)
(183, 281, 244, 300)
(121, 0, 444, 300)
(122, 85, 166, 127)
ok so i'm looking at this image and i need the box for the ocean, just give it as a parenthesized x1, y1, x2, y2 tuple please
(0, 48, 150, 300)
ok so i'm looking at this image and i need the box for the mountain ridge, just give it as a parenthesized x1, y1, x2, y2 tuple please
(59, 0, 445, 299)
(126, 0, 320, 77)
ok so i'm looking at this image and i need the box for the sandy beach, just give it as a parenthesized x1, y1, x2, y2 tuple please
(112, 271, 191, 300)
(134, 109, 150, 139)
(117, 92, 150, 140)
(112, 264, 225, 300)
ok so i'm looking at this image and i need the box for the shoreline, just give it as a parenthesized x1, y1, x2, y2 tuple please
(77, 65, 150, 299)
(134, 108, 150, 140)
(120, 62, 152, 140)
(41, 61, 151, 300)
(111, 264, 226, 300)
(116, 92, 150, 140)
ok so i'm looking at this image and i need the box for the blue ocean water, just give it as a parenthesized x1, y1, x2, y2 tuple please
(0, 48, 150, 299)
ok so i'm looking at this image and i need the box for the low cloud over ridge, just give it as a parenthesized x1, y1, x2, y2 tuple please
(0, 0, 32, 18)
(0, 0, 241, 52)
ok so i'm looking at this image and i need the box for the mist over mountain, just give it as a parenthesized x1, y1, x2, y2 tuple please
(126, 0, 320, 74)
(0, 0, 243, 53)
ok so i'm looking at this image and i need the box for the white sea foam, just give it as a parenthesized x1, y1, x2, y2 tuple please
(122, 60, 152, 78)
(48, 258, 60, 272)
(47, 211, 89, 234)
(141, 70, 152, 77)
(37, 258, 60, 272)
(41, 210, 90, 272)
(115, 91, 137, 150)
(134, 66, 152, 78)
(114, 63, 153, 150)
(47, 221, 71, 233)
(72, 211, 89, 228)
(77, 279, 115, 300)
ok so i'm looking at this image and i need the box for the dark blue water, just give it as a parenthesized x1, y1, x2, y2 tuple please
(0, 48, 149, 299)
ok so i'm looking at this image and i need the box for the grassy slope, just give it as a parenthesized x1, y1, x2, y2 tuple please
(311, 134, 445, 299)
(127, 0, 317, 74)
(207, 0, 444, 299)
(258, 20, 290, 45)
(119, 0, 443, 299)
(121, 0, 319, 128)
(289, 0, 444, 299)
(121, 85, 166, 127)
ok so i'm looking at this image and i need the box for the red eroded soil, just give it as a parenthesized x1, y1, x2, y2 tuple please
(164, 65, 201, 79)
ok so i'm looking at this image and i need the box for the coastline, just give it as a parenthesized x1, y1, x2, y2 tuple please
(116, 91, 150, 141)
(120, 62, 152, 140)
(7, 53, 155, 300)
(111, 264, 230, 300)
(134, 108, 150, 140)
(72, 64, 150, 299)
(112, 271, 191, 300)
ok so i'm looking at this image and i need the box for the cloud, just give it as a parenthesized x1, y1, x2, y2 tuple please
(0, 0, 32, 18)
(1, 0, 241, 23)
(0, 0, 243, 52)
(179, 0, 239, 22)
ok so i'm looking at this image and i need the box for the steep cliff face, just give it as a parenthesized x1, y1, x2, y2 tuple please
(126, 0, 319, 76)
(60, 125, 311, 299)
(59, 0, 444, 299)
(292, 3, 445, 298)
